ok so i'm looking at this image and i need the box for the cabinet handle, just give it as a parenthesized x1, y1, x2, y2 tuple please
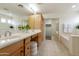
(27, 47, 29, 49)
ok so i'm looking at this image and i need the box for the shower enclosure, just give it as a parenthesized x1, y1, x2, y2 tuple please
(45, 18, 59, 40)
(45, 18, 52, 40)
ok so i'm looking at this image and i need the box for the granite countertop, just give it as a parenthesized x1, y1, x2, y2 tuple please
(0, 29, 41, 49)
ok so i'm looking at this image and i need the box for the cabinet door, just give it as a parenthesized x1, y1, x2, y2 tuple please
(34, 15, 41, 29)
(28, 14, 44, 41)
(38, 32, 42, 44)
(25, 44, 31, 56)
(11, 47, 24, 56)
(25, 37, 31, 56)
(28, 14, 42, 29)
(0, 40, 24, 56)
(28, 15, 35, 29)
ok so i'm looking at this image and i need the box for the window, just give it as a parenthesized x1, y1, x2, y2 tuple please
(1, 18, 6, 23)
(8, 19, 11, 24)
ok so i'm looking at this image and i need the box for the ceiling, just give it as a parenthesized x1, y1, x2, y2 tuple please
(38, 3, 78, 14)
(0, 3, 32, 17)
(0, 3, 79, 17)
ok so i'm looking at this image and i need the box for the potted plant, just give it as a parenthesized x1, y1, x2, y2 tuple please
(25, 24, 31, 32)
(18, 24, 31, 32)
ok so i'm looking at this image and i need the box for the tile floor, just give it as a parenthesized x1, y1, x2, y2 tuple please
(38, 36, 70, 56)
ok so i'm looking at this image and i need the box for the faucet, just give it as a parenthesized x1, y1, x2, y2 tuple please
(4, 31, 12, 37)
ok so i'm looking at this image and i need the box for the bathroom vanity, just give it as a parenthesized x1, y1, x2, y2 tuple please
(0, 30, 42, 56)
(59, 33, 79, 56)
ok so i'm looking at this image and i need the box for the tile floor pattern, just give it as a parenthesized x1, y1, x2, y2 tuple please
(38, 37, 70, 56)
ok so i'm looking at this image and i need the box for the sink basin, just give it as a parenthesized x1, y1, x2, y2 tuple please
(0, 35, 20, 40)
(8, 35, 20, 39)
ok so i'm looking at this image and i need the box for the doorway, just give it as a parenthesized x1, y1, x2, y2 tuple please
(45, 18, 59, 40)
(45, 18, 52, 40)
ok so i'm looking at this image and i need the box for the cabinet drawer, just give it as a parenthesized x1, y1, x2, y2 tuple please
(11, 47, 24, 56)
(32, 34, 38, 38)
(0, 40, 24, 56)
(25, 37, 31, 44)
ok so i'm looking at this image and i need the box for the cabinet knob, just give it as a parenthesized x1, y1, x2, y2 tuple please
(20, 50, 24, 56)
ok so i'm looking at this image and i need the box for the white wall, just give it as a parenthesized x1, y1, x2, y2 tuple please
(59, 12, 79, 34)
(43, 13, 61, 19)
(43, 12, 79, 34)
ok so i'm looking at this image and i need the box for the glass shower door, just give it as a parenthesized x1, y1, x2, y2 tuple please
(45, 24, 52, 40)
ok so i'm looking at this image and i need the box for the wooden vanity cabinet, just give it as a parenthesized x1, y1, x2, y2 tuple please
(0, 40, 24, 56)
(31, 32, 42, 47)
(37, 32, 42, 44)
(31, 34, 38, 41)
(0, 33, 42, 56)
(11, 46, 24, 56)
(28, 14, 44, 41)
(24, 37, 31, 56)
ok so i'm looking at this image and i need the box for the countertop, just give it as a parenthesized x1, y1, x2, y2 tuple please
(0, 29, 41, 49)
(71, 34, 79, 37)
(59, 33, 71, 41)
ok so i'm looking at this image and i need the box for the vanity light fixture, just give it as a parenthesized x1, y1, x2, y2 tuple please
(72, 5, 76, 8)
